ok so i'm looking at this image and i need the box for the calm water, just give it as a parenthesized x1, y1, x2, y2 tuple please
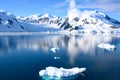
(0, 34, 120, 80)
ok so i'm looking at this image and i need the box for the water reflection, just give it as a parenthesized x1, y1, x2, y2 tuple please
(67, 35, 112, 63)
(0, 34, 119, 63)
(0, 35, 63, 55)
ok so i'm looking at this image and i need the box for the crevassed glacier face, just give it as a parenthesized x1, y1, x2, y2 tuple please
(39, 66, 86, 78)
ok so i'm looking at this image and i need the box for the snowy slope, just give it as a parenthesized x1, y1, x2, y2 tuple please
(0, 9, 120, 33)
(0, 10, 26, 31)
(60, 10, 120, 32)
(0, 10, 60, 32)
(78, 10, 120, 29)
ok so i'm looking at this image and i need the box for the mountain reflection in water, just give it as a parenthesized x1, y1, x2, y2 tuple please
(0, 34, 117, 62)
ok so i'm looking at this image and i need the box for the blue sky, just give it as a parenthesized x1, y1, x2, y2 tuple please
(0, 0, 120, 20)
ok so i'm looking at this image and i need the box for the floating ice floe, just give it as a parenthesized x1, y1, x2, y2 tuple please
(50, 47, 59, 53)
(98, 43, 116, 51)
(54, 57, 60, 60)
(39, 66, 86, 78)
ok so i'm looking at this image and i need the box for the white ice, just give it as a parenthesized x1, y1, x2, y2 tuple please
(54, 57, 60, 60)
(98, 43, 116, 51)
(39, 66, 86, 78)
(50, 47, 59, 53)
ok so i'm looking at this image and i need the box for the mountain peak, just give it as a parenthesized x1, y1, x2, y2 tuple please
(0, 9, 15, 18)
(25, 14, 42, 20)
(80, 10, 106, 18)
(41, 13, 54, 18)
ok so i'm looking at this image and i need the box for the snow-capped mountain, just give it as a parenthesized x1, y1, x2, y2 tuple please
(0, 10, 26, 31)
(19, 13, 62, 26)
(0, 9, 120, 33)
(60, 10, 120, 31)
(0, 10, 60, 32)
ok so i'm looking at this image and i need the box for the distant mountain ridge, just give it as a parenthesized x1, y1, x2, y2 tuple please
(18, 13, 62, 25)
(0, 10, 60, 32)
(0, 9, 120, 32)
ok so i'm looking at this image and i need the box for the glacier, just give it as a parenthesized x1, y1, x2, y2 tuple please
(39, 66, 86, 78)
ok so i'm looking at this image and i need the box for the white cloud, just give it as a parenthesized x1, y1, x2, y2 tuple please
(51, 0, 120, 13)
(95, 0, 120, 4)
(42, 0, 120, 20)
(77, 3, 120, 12)
(76, 0, 120, 12)
(67, 0, 81, 20)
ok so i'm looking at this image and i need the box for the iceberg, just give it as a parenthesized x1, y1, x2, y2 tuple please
(98, 43, 116, 51)
(39, 66, 86, 78)
(50, 47, 59, 53)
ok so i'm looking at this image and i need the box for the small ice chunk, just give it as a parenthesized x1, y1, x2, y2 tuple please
(50, 47, 59, 53)
(54, 57, 60, 59)
(98, 43, 116, 51)
(39, 66, 86, 78)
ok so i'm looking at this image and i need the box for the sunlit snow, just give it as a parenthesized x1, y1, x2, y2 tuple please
(39, 66, 86, 77)
(50, 47, 59, 53)
(98, 43, 116, 51)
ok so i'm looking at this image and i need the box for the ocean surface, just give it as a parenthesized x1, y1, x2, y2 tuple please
(0, 34, 120, 80)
